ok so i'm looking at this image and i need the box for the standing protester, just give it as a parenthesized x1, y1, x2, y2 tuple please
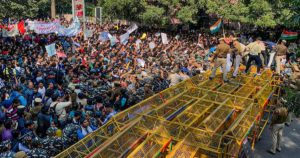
(209, 38, 231, 82)
(244, 37, 263, 75)
(274, 40, 288, 75)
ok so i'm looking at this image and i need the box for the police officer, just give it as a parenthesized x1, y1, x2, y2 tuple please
(62, 123, 80, 146)
(274, 40, 287, 74)
(232, 39, 246, 78)
(0, 140, 16, 157)
(27, 138, 49, 158)
(244, 37, 263, 75)
(209, 38, 231, 82)
(41, 127, 64, 156)
(269, 107, 288, 154)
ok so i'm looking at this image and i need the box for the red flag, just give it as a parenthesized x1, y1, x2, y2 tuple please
(57, 52, 67, 58)
(82, 57, 88, 67)
(76, 4, 83, 10)
(77, 11, 83, 17)
(18, 20, 26, 34)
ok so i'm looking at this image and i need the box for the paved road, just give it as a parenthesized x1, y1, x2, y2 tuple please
(254, 118, 300, 158)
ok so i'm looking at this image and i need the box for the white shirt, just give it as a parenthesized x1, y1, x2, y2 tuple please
(38, 87, 46, 98)
(50, 101, 72, 121)
(168, 73, 182, 87)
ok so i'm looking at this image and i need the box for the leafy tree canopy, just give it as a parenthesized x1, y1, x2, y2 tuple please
(0, 0, 299, 28)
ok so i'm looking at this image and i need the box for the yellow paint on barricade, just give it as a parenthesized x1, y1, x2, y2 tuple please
(56, 69, 281, 158)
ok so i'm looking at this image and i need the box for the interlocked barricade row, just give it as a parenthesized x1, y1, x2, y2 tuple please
(56, 69, 280, 158)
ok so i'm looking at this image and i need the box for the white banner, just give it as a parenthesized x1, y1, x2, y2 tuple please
(84, 29, 93, 40)
(28, 17, 80, 36)
(2, 24, 19, 37)
(120, 32, 130, 45)
(45, 43, 57, 57)
(32, 22, 60, 34)
(58, 17, 81, 37)
(126, 23, 138, 34)
(161, 33, 168, 44)
(136, 39, 142, 50)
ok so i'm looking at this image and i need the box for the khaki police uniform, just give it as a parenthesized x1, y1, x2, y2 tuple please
(270, 107, 288, 154)
(210, 42, 231, 81)
(274, 44, 287, 74)
(233, 42, 246, 77)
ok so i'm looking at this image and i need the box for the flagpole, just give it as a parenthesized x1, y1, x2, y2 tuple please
(83, 0, 87, 40)
(222, 19, 225, 38)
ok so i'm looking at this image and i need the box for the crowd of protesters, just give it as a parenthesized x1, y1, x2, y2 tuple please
(0, 16, 299, 157)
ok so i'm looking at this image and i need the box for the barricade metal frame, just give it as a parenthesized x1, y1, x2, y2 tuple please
(56, 69, 281, 158)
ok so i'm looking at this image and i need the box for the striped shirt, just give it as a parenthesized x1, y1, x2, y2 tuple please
(5, 106, 19, 120)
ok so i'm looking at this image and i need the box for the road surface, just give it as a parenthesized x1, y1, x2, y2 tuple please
(254, 118, 300, 158)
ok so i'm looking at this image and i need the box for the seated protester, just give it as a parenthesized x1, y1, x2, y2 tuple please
(100, 106, 117, 125)
(77, 118, 97, 140)
(1, 119, 13, 141)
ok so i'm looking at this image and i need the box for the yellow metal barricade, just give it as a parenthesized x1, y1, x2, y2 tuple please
(56, 69, 279, 158)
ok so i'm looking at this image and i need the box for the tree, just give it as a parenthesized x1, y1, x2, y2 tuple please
(100, 0, 144, 21)
(246, 0, 276, 27)
(0, 0, 75, 19)
(272, 0, 300, 27)
(0, 0, 49, 18)
(140, 5, 168, 26)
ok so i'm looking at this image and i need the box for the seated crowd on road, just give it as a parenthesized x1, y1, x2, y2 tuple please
(0, 17, 299, 157)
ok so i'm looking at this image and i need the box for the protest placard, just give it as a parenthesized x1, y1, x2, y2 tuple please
(45, 43, 56, 57)
(161, 33, 168, 44)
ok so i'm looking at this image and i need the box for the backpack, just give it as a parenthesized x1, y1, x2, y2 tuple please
(49, 102, 59, 125)
(42, 97, 51, 105)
